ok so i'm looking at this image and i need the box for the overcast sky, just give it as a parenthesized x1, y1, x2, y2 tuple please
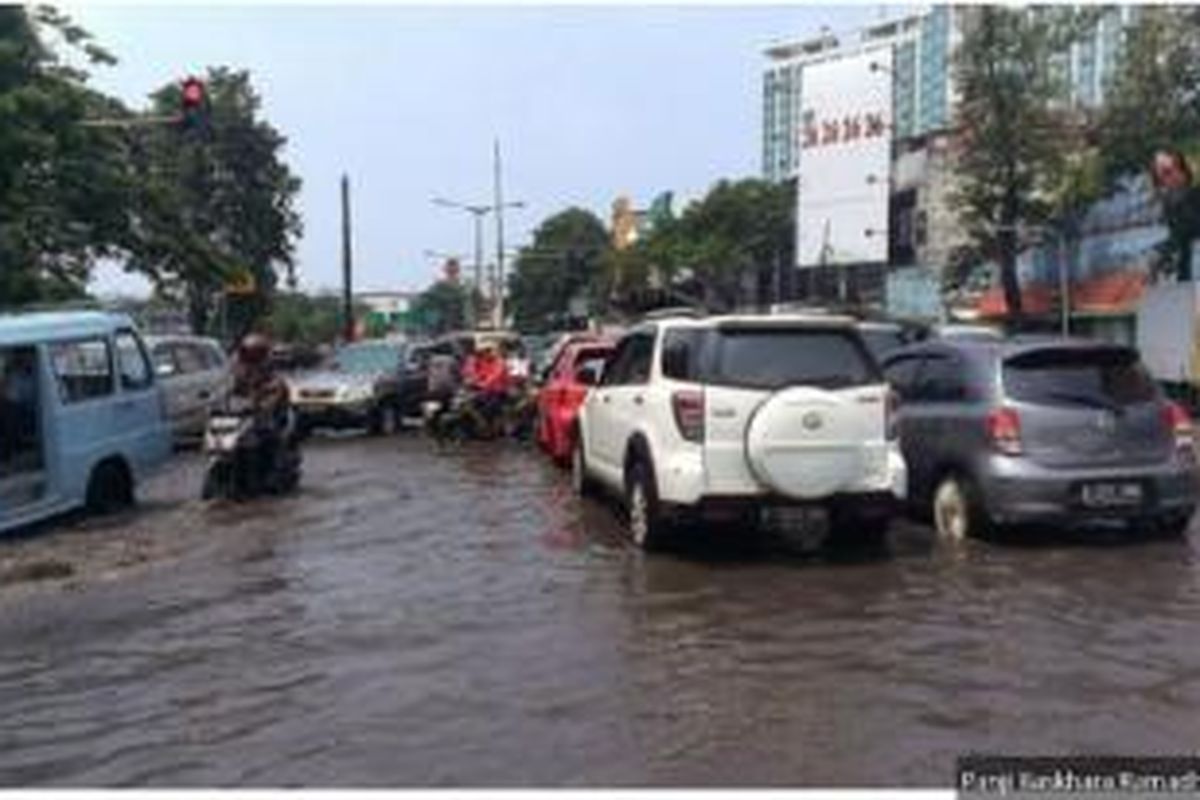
(73, 3, 895, 297)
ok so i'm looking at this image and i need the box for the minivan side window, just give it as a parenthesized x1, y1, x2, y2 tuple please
(600, 337, 636, 386)
(623, 333, 656, 385)
(661, 329, 706, 382)
(50, 339, 114, 403)
(115, 331, 154, 391)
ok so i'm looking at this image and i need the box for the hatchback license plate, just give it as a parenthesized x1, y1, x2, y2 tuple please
(1080, 482, 1143, 508)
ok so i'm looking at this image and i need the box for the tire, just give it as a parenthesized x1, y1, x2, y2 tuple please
(625, 459, 670, 551)
(86, 460, 134, 515)
(571, 434, 597, 498)
(932, 473, 990, 542)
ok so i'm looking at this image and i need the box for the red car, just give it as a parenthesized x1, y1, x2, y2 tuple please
(536, 340, 614, 464)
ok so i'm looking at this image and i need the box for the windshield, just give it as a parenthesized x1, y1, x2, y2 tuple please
(1003, 347, 1158, 409)
(331, 344, 402, 374)
(710, 329, 879, 390)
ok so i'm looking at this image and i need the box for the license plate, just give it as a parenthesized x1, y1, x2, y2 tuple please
(763, 506, 826, 533)
(1080, 482, 1143, 508)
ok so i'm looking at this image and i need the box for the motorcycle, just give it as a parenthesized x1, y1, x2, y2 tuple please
(202, 399, 302, 500)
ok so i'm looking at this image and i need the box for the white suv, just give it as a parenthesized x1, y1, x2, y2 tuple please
(571, 314, 907, 549)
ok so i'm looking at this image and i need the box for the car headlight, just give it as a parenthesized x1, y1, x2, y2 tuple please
(339, 384, 375, 404)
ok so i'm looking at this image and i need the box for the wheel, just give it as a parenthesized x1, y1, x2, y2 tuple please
(625, 460, 670, 551)
(932, 474, 989, 542)
(1152, 512, 1192, 539)
(86, 460, 134, 515)
(571, 435, 597, 498)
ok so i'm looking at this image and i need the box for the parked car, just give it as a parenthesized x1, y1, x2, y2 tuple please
(287, 340, 409, 436)
(0, 311, 172, 534)
(882, 338, 1199, 540)
(571, 314, 907, 550)
(146, 335, 231, 442)
(536, 339, 615, 464)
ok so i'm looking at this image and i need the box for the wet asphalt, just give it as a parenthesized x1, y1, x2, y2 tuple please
(1, 433, 1199, 786)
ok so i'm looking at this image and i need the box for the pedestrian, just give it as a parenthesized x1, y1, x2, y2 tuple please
(1151, 148, 1200, 282)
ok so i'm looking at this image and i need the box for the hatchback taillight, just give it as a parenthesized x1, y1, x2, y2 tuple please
(986, 407, 1022, 456)
(672, 389, 705, 443)
(1163, 401, 1194, 454)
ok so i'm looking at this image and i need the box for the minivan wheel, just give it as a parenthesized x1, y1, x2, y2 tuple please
(933, 475, 986, 542)
(626, 461, 668, 551)
(86, 461, 134, 515)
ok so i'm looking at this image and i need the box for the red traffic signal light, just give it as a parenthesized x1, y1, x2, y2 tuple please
(181, 77, 205, 109)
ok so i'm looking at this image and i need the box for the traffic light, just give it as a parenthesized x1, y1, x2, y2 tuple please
(180, 76, 208, 131)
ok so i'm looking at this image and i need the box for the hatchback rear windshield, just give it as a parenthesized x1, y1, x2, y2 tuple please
(1003, 347, 1158, 409)
(709, 328, 879, 390)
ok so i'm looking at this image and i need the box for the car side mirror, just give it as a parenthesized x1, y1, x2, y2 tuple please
(575, 364, 602, 386)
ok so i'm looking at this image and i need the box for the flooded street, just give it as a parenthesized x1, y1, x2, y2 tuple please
(2, 435, 1200, 786)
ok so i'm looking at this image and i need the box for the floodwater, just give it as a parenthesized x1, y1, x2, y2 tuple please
(1, 436, 1199, 786)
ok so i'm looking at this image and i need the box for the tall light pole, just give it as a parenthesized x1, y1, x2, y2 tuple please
(432, 197, 491, 298)
(341, 174, 354, 342)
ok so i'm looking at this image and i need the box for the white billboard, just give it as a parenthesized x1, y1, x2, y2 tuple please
(796, 47, 893, 268)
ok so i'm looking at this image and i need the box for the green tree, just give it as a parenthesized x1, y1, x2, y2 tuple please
(508, 208, 610, 332)
(411, 280, 471, 336)
(0, 6, 131, 307)
(125, 67, 302, 339)
(264, 292, 363, 347)
(949, 6, 1092, 328)
(1097, 7, 1200, 186)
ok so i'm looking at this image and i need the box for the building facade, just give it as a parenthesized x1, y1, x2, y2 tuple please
(762, 6, 1144, 318)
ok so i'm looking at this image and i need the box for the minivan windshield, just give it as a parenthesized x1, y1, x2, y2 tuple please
(1003, 347, 1158, 409)
(710, 329, 879, 390)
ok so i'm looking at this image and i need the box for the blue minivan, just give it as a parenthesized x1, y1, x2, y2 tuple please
(0, 311, 172, 534)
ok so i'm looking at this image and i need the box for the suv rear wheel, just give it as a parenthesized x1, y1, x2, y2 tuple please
(933, 474, 989, 542)
(626, 460, 669, 551)
(571, 435, 596, 498)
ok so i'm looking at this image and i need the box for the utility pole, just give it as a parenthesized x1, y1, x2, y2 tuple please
(494, 139, 506, 329)
(341, 174, 354, 342)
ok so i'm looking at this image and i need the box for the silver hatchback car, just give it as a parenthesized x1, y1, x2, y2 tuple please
(883, 338, 1199, 539)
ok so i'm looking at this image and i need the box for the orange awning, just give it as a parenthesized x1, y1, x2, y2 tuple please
(975, 271, 1149, 319)
(977, 283, 1056, 318)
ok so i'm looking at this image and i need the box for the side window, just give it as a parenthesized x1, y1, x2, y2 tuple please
(919, 354, 967, 402)
(50, 338, 114, 403)
(115, 331, 153, 391)
(600, 338, 635, 386)
(661, 329, 706, 382)
(624, 333, 656, 385)
(202, 343, 227, 371)
(151, 344, 177, 378)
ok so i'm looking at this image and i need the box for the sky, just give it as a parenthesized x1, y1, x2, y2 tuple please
(73, 3, 893, 298)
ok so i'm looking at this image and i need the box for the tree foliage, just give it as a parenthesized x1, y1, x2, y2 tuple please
(949, 6, 1092, 326)
(126, 67, 302, 337)
(411, 280, 473, 336)
(0, 6, 131, 307)
(508, 208, 609, 333)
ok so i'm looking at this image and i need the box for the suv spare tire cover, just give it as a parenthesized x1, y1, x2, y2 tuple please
(744, 386, 864, 499)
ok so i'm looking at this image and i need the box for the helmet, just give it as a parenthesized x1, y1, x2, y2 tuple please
(238, 333, 272, 365)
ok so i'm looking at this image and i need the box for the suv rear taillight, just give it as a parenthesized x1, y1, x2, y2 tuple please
(885, 389, 898, 441)
(672, 389, 705, 443)
(1163, 401, 1194, 455)
(986, 407, 1023, 456)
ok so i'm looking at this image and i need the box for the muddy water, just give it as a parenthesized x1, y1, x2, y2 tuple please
(1, 436, 1199, 786)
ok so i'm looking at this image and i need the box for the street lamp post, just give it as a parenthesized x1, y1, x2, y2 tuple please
(433, 194, 525, 329)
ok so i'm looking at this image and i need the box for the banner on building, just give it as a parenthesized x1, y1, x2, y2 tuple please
(796, 47, 893, 268)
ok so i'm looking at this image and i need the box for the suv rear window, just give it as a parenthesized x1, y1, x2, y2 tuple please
(1003, 347, 1158, 408)
(708, 328, 879, 390)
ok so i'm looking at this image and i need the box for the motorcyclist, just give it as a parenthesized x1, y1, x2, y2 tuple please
(424, 349, 461, 437)
(462, 342, 511, 434)
(230, 333, 292, 488)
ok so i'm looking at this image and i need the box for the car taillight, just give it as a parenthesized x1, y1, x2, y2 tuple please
(672, 389, 705, 443)
(1163, 401, 1194, 454)
(986, 406, 1022, 456)
(885, 389, 898, 441)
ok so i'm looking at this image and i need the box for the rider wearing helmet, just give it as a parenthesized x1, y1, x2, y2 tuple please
(230, 332, 292, 485)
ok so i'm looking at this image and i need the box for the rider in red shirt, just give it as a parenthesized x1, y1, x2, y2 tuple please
(463, 343, 511, 428)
